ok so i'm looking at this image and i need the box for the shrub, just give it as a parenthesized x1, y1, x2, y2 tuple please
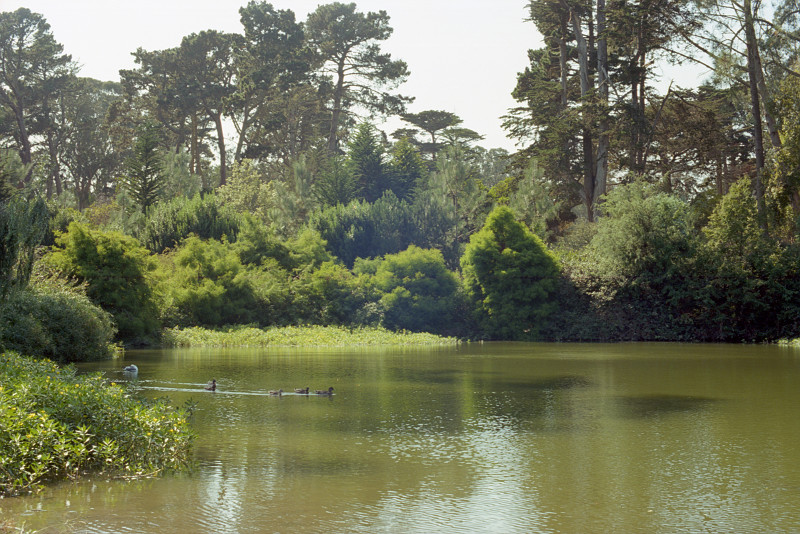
(43, 222, 160, 343)
(0, 351, 193, 496)
(159, 236, 259, 327)
(0, 285, 115, 362)
(372, 245, 462, 335)
(461, 206, 560, 340)
(136, 193, 242, 253)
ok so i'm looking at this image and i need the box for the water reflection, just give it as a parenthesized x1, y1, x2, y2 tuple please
(3, 343, 800, 532)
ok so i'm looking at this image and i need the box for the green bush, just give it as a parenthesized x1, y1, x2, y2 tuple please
(136, 193, 242, 253)
(0, 285, 116, 362)
(43, 222, 160, 343)
(0, 351, 193, 497)
(461, 206, 560, 340)
(159, 236, 258, 327)
(371, 245, 462, 335)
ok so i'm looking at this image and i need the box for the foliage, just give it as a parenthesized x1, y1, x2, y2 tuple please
(389, 137, 425, 201)
(162, 324, 458, 347)
(461, 206, 560, 340)
(158, 235, 259, 327)
(308, 191, 417, 267)
(216, 159, 271, 222)
(314, 155, 358, 207)
(43, 222, 160, 343)
(372, 245, 463, 335)
(0, 283, 115, 362)
(136, 193, 242, 253)
(0, 351, 193, 497)
(0, 196, 48, 299)
(118, 122, 166, 213)
(590, 181, 697, 287)
(348, 122, 389, 202)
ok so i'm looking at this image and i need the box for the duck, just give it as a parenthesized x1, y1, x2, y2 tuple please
(269, 389, 283, 396)
(205, 379, 217, 391)
(315, 387, 335, 396)
(294, 387, 310, 394)
(122, 364, 138, 373)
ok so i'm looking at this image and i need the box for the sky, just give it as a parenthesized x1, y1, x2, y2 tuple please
(1, 0, 708, 151)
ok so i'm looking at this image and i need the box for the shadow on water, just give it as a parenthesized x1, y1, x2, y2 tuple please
(505, 375, 593, 391)
(614, 394, 718, 418)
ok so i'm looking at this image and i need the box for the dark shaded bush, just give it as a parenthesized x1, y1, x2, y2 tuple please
(0, 286, 116, 362)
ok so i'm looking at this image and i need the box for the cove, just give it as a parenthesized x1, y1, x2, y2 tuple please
(2, 342, 800, 533)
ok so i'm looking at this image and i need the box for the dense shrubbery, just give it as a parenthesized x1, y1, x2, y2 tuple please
(366, 245, 464, 335)
(44, 222, 160, 343)
(0, 285, 115, 362)
(136, 193, 242, 253)
(0, 351, 193, 496)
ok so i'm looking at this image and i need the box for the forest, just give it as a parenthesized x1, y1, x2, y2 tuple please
(2, 0, 800, 361)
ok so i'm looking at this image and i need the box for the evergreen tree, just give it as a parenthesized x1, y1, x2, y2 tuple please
(461, 206, 560, 340)
(120, 122, 165, 213)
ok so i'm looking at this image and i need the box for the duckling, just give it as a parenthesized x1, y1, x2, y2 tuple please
(294, 387, 310, 394)
(315, 387, 334, 395)
(205, 379, 217, 391)
(268, 389, 283, 396)
(123, 364, 138, 373)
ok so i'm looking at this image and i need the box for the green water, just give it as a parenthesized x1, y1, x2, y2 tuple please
(3, 343, 800, 533)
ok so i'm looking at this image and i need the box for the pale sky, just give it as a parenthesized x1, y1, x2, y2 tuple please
(1, 0, 707, 152)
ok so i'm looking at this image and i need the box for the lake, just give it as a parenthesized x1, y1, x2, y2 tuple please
(3, 342, 800, 533)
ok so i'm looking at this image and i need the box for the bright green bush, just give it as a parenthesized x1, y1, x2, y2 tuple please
(461, 206, 560, 340)
(159, 236, 258, 327)
(0, 351, 193, 496)
(372, 245, 462, 335)
(0, 285, 115, 362)
(43, 222, 160, 343)
(291, 261, 379, 326)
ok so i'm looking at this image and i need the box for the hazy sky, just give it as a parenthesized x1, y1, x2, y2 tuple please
(1, 0, 707, 151)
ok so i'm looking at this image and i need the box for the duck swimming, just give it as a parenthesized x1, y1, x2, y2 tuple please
(315, 387, 334, 395)
(294, 387, 310, 394)
(123, 364, 138, 373)
(269, 389, 283, 396)
(205, 379, 217, 391)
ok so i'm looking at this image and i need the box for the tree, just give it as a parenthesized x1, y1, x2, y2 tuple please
(348, 122, 388, 201)
(59, 78, 122, 209)
(399, 110, 462, 158)
(0, 196, 48, 299)
(305, 2, 412, 152)
(0, 8, 74, 187)
(388, 137, 425, 201)
(460, 206, 560, 340)
(120, 122, 166, 213)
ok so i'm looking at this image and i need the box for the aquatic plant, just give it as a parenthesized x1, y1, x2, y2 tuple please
(0, 351, 194, 497)
(161, 324, 458, 347)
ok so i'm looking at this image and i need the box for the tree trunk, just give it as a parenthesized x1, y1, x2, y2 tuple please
(328, 59, 346, 153)
(212, 112, 227, 186)
(744, 0, 767, 233)
(595, 0, 609, 204)
(562, 0, 597, 221)
(11, 103, 33, 187)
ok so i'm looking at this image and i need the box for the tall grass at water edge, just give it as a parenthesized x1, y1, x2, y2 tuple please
(162, 325, 459, 347)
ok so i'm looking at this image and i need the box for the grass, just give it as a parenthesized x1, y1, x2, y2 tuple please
(0, 351, 194, 497)
(161, 324, 459, 348)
